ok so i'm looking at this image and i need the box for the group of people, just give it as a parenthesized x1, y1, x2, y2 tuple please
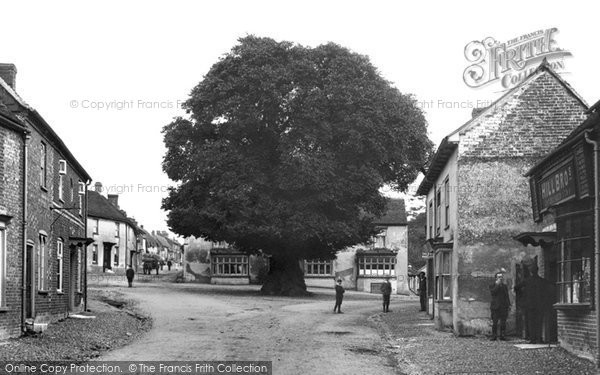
(333, 277, 393, 314)
(489, 264, 549, 343)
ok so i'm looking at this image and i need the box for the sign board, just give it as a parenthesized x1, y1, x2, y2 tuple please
(539, 161, 576, 211)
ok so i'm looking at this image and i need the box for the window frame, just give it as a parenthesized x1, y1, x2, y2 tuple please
(56, 239, 64, 293)
(38, 233, 48, 292)
(40, 141, 47, 189)
(435, 250, 452, 301)
(211, 255, 249, 276)
(357, 255, 396, 277)
(444, 177, 450, 229)
(114, 246, 119, 266)
(304, 260, 333, 276)
(92, 243, 98, 265)
(436, 188, 441, 236)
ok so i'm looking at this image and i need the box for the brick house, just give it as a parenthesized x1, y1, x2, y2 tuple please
(520, 99, 600, 361)
(0, 63, 92, 338)
(416, 60, 588, 335)
(87, 187, 137, 274)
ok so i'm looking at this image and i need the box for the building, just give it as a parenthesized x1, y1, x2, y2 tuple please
(304, 198, 409, 294)
(417, 60, 588, 335)
(183, 237, 268, 284)
(0, 63, 92, 338)
(87, 186, 137, 273)
(519, 100, 600, 361)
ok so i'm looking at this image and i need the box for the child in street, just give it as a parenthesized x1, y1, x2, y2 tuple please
(334, 279, 345, 313)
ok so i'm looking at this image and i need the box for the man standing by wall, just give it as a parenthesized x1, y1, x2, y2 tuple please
(489, 272, 511, 340)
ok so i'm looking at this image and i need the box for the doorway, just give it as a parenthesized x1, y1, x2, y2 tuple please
(25, 243, 34, 319)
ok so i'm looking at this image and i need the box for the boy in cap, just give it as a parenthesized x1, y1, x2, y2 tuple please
(334, 279, 345, 313)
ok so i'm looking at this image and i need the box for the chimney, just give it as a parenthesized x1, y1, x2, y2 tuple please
(0, 64, 17, 90)
(94, 181, 103, 193)
(107, 194, 119, 209)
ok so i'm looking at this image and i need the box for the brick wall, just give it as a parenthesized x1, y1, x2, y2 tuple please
(557, 309, 597, 361)
(0, 124, 24, 339)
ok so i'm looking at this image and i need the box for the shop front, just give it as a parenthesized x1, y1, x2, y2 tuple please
(523, 105, 600, 361)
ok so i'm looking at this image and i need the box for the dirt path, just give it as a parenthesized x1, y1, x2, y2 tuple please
(96, 283, 405, 374)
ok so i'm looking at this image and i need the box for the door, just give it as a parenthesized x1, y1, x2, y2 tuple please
(103, 244, 112, 272)
(69, 245, 77, 311)
(25, 243, 34, 319)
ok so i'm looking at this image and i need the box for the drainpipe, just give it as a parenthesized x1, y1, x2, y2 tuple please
(21, 134, 29, 333)
(83, 182, 89, 312)
(584, 129, 600, 365)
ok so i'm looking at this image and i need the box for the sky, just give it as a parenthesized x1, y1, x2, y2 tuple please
(2, 0, 599, 235)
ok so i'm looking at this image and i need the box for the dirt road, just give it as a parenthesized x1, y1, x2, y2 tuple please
(96, 283, 407, 374)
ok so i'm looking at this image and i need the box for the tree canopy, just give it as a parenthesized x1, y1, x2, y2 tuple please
(162, 36, 432, 294)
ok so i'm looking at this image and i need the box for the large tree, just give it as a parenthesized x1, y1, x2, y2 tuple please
(162, 36, 432, 295)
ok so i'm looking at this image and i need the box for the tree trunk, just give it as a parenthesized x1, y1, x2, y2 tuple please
(260, 254, 308, 296)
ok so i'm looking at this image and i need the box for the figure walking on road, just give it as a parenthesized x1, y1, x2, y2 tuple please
(489, 271, 510, 340)
(334, 279, 344, 313)
(419, 272, 427, 312)
(126, 265, 135, 288)
(380, 277, 392, 313)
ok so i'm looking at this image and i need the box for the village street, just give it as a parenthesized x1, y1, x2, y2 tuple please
(95, 282, 402, 375)
(90, 280, 599, 375)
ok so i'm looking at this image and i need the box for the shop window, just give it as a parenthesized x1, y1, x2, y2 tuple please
(304, 260, 333, 276)
(212, 255, 248, 276)
(556, 214, 593, 305)
(436, 250, 451, 300)
(358, 256, 396, 277)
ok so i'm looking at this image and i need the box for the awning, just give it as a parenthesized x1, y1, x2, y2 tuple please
(69, 236, 94, 246)
(513, 232, 557, 247)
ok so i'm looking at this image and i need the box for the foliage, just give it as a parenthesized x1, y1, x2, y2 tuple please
(408, 212, 427, 269)
(185, 247, 209, 264)
(162, 36, 432, 278)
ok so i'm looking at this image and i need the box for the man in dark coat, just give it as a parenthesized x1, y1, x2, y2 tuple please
(334, 279, 345, 313)
(126, 265, 135, 288)
(489, 272, 511, 340)
(380, 277, 392, 313)
(419, 272, 427, 312)
(514, 264, 546, 343)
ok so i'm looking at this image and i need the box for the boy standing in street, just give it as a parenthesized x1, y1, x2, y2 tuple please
(380, 277, 392, 313)
(334, 279, 345, 313)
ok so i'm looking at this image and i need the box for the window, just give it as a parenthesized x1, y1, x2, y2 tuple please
(114, 247, 119, 266)
(444, 178, 450, 228)
(77, 246, 83, 292)
(92, 219, 99, 235)
(38, 233, 48, 291)
(78, 192, 83, 215)
(0, 224, 6, 307)
(212, 255, 248, 276)
(40, 142, 47, 188)
(358, 256, 396, 276)
(304, 260, 333, 276)
(92, 244, 98, 264)
(435, 251, 451, 300)
(56, 239, 64, 292)
(428, 200, 433, 239)
(70, 178, 74, 202)
(557, 213, 593, 305)
(372, 229, 386, 248)
(115, 222, 120, 238)
(58, 174, 64, 201)
(436, 188, 441, 236)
